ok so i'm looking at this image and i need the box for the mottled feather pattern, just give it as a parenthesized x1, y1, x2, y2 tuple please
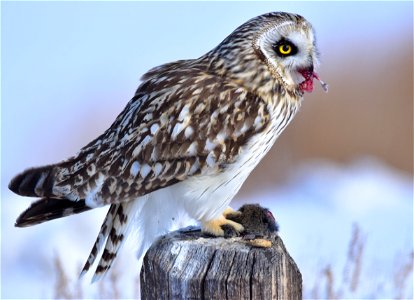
(9, 12, 323, 281)
(52, 63, 272, 207)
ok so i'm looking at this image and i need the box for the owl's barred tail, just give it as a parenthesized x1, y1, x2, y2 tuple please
(80, 204, 117, 278)
(80, 202, 137, 283)
(9, 165, 58, 198)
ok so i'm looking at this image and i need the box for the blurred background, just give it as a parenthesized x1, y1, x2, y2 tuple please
(2, 2, 412, 299)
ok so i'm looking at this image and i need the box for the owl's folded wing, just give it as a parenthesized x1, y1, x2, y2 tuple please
(53, 65, 271, 206)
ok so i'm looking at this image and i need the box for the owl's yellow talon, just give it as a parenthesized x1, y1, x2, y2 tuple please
(223, 207, 241, 217)
(201, 214, 244, 236)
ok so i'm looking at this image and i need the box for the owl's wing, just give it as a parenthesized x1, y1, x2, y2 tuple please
(52, 62, 271, 206)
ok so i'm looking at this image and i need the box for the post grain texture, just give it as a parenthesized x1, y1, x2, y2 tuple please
(140, 228, 302, 299)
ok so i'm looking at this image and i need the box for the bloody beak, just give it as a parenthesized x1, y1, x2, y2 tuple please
(298, 68, 328, 93)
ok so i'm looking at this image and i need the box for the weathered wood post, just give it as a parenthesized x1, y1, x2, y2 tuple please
(140, 205, 302, 300)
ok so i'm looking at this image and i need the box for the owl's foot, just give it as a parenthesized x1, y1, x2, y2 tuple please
(201, 208, 244, 237)
(223, 207, 242, 218)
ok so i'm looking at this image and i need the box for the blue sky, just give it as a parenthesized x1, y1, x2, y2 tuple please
(2, 2, 411, 184)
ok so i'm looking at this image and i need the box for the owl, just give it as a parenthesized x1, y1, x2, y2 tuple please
(9, 12, 327, 282)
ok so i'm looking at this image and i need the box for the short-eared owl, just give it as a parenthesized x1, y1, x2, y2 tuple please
(9, 12, 327, 281)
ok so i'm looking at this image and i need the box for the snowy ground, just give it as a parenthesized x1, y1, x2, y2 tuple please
(238, 158, 413, 299)
(1, 158, 412, 299)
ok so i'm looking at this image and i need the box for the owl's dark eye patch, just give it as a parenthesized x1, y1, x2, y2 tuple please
(274, 39, 298, 57)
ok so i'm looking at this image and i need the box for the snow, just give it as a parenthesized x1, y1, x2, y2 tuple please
(1, 158, 412, 299)
(237, 158, 413, 299)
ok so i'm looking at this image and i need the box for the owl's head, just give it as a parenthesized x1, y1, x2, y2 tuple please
(208, 12, 327, 96)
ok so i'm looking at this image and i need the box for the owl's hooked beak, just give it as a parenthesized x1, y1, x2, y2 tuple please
(298, 68, 328, 93)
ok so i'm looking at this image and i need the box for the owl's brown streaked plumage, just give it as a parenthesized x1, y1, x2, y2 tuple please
(9, 12, 326, 281)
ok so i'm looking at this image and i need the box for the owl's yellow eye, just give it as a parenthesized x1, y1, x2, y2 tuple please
(279, 44, 292, 55)
(274, 39, 297, 57)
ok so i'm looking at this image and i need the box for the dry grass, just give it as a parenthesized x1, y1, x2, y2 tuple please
(343, 224, 365, 293)
(53, 254, 83, 299)
(307, 223, 413, 299)
(393, 250, 414, 300)
(53, 255, 126, 299)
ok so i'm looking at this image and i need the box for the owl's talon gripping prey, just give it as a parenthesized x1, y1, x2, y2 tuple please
(202, 215, 245, 237)
(223, 207, 242, 218)
(202, 207, 244, 237)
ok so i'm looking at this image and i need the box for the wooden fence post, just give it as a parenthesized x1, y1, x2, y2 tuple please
(140, 227, 302, 299)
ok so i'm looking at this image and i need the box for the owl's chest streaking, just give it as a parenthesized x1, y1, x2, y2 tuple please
(237, 93, 301, 170)
(174, 93, 301, 221)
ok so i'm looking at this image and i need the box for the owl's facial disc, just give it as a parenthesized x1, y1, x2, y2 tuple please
(255, 23, 328, 94)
